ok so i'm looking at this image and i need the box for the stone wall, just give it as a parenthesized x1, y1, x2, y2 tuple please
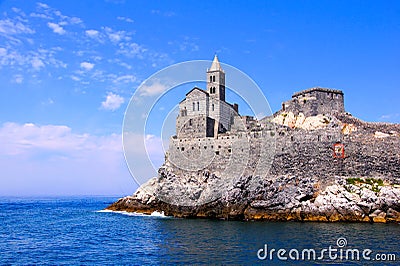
(282, 87, 345, 116)
(176, 115, 215, 139)
(168, 114, 400, 184)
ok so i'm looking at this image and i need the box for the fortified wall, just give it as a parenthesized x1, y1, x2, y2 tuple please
(281, 87, 345, 116)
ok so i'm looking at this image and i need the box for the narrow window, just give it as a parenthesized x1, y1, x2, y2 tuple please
(193, 102, 195, 111)
(197, 102, 199, 111)
(210, 76, 212, 82)
(189, 119, 192, 126)
(213, 76, 215, 82)
(212, 104, 214, 111)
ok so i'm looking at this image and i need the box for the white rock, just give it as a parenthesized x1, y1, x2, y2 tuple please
(374, 131, 390, 138)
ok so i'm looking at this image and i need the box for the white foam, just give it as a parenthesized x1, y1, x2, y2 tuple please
(96, 209, 114, 213)
(96, 209, 169, 218)
(150, 211, 166, 217)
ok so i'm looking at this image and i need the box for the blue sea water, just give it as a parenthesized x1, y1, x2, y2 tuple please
(0, 197, 399, 265)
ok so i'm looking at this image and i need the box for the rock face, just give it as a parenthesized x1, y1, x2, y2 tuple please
(107, 173, 400, 222)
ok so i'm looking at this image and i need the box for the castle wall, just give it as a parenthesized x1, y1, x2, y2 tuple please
(283, 88, 345, 116)
(168, 120, 400, 184)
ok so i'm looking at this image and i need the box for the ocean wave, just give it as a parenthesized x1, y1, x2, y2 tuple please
(96, 209, 169, 218)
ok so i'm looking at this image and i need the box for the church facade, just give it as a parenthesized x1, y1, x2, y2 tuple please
(176, 55, 239, 139)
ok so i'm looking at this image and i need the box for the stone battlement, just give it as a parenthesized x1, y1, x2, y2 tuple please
(282, 87, 345, 117)
(292, 87, 343, 98)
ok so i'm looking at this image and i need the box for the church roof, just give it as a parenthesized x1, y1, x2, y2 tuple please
(208, 54, 223, 72)
(185, 87, 209, 96)
(180, 87, 208, 103)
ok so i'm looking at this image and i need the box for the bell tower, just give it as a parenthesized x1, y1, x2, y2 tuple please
(207, 55, 225, 102)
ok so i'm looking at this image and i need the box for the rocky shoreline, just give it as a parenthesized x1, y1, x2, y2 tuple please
(106, 174, 400, 223)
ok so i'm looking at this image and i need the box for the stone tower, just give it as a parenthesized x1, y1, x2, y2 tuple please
(207, 55, 225, 102)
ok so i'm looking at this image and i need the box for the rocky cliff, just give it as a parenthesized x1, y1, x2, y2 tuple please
(107, 113, 400, 223)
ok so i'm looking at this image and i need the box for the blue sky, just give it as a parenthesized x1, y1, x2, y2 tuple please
(0, 1, 399, 196)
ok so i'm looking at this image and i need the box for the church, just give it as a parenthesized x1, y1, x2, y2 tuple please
(175, 55, 239, 139)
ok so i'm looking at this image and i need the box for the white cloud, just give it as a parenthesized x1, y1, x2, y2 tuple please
(0, 122, 135, 196)
(31, 57, 45, 70)
(113, 74, 136, 84)
(109, 32, 122, 42)
(0, 47, 6, 56)
(70, 75, 80, 81)
(151, 10, 176, 17)
(37, 2, 50, 9)
(117, 42, 146, 58)
(80, 61, 94, 71)
(85, 29, 99, 38)
(117, 16, 134, 23)
(101, 92, 125, 111)
(103, 26, 132, 43)
(380, 113, 400, 122)
(138, 80, 168, 96)
(29, 12, 52, 19)
(69, 17, 82, 25)
(0, 19, 35, 35)
(13, 74, 23, 83)
(47, 22, 65, 35)
(41, 98, 54, 105)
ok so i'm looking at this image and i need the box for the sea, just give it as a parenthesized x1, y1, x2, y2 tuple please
(0, 196, 399, 265)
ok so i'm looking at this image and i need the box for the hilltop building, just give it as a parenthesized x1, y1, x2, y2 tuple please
(281, 87, 345, 117)
(176, 55, 239, 138)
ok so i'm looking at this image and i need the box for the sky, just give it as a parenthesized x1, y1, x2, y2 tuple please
(0, 0, 399, 196)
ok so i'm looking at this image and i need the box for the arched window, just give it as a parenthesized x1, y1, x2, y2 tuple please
(193, 102, 195, 111)
(213, 76, 215, 82)
(197, 102, 199, 111)
(212, 104, 214, 111)
(210, 76, 212, 82)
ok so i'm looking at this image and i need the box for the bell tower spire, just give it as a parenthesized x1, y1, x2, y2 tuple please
(207, 55, 225, 102)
